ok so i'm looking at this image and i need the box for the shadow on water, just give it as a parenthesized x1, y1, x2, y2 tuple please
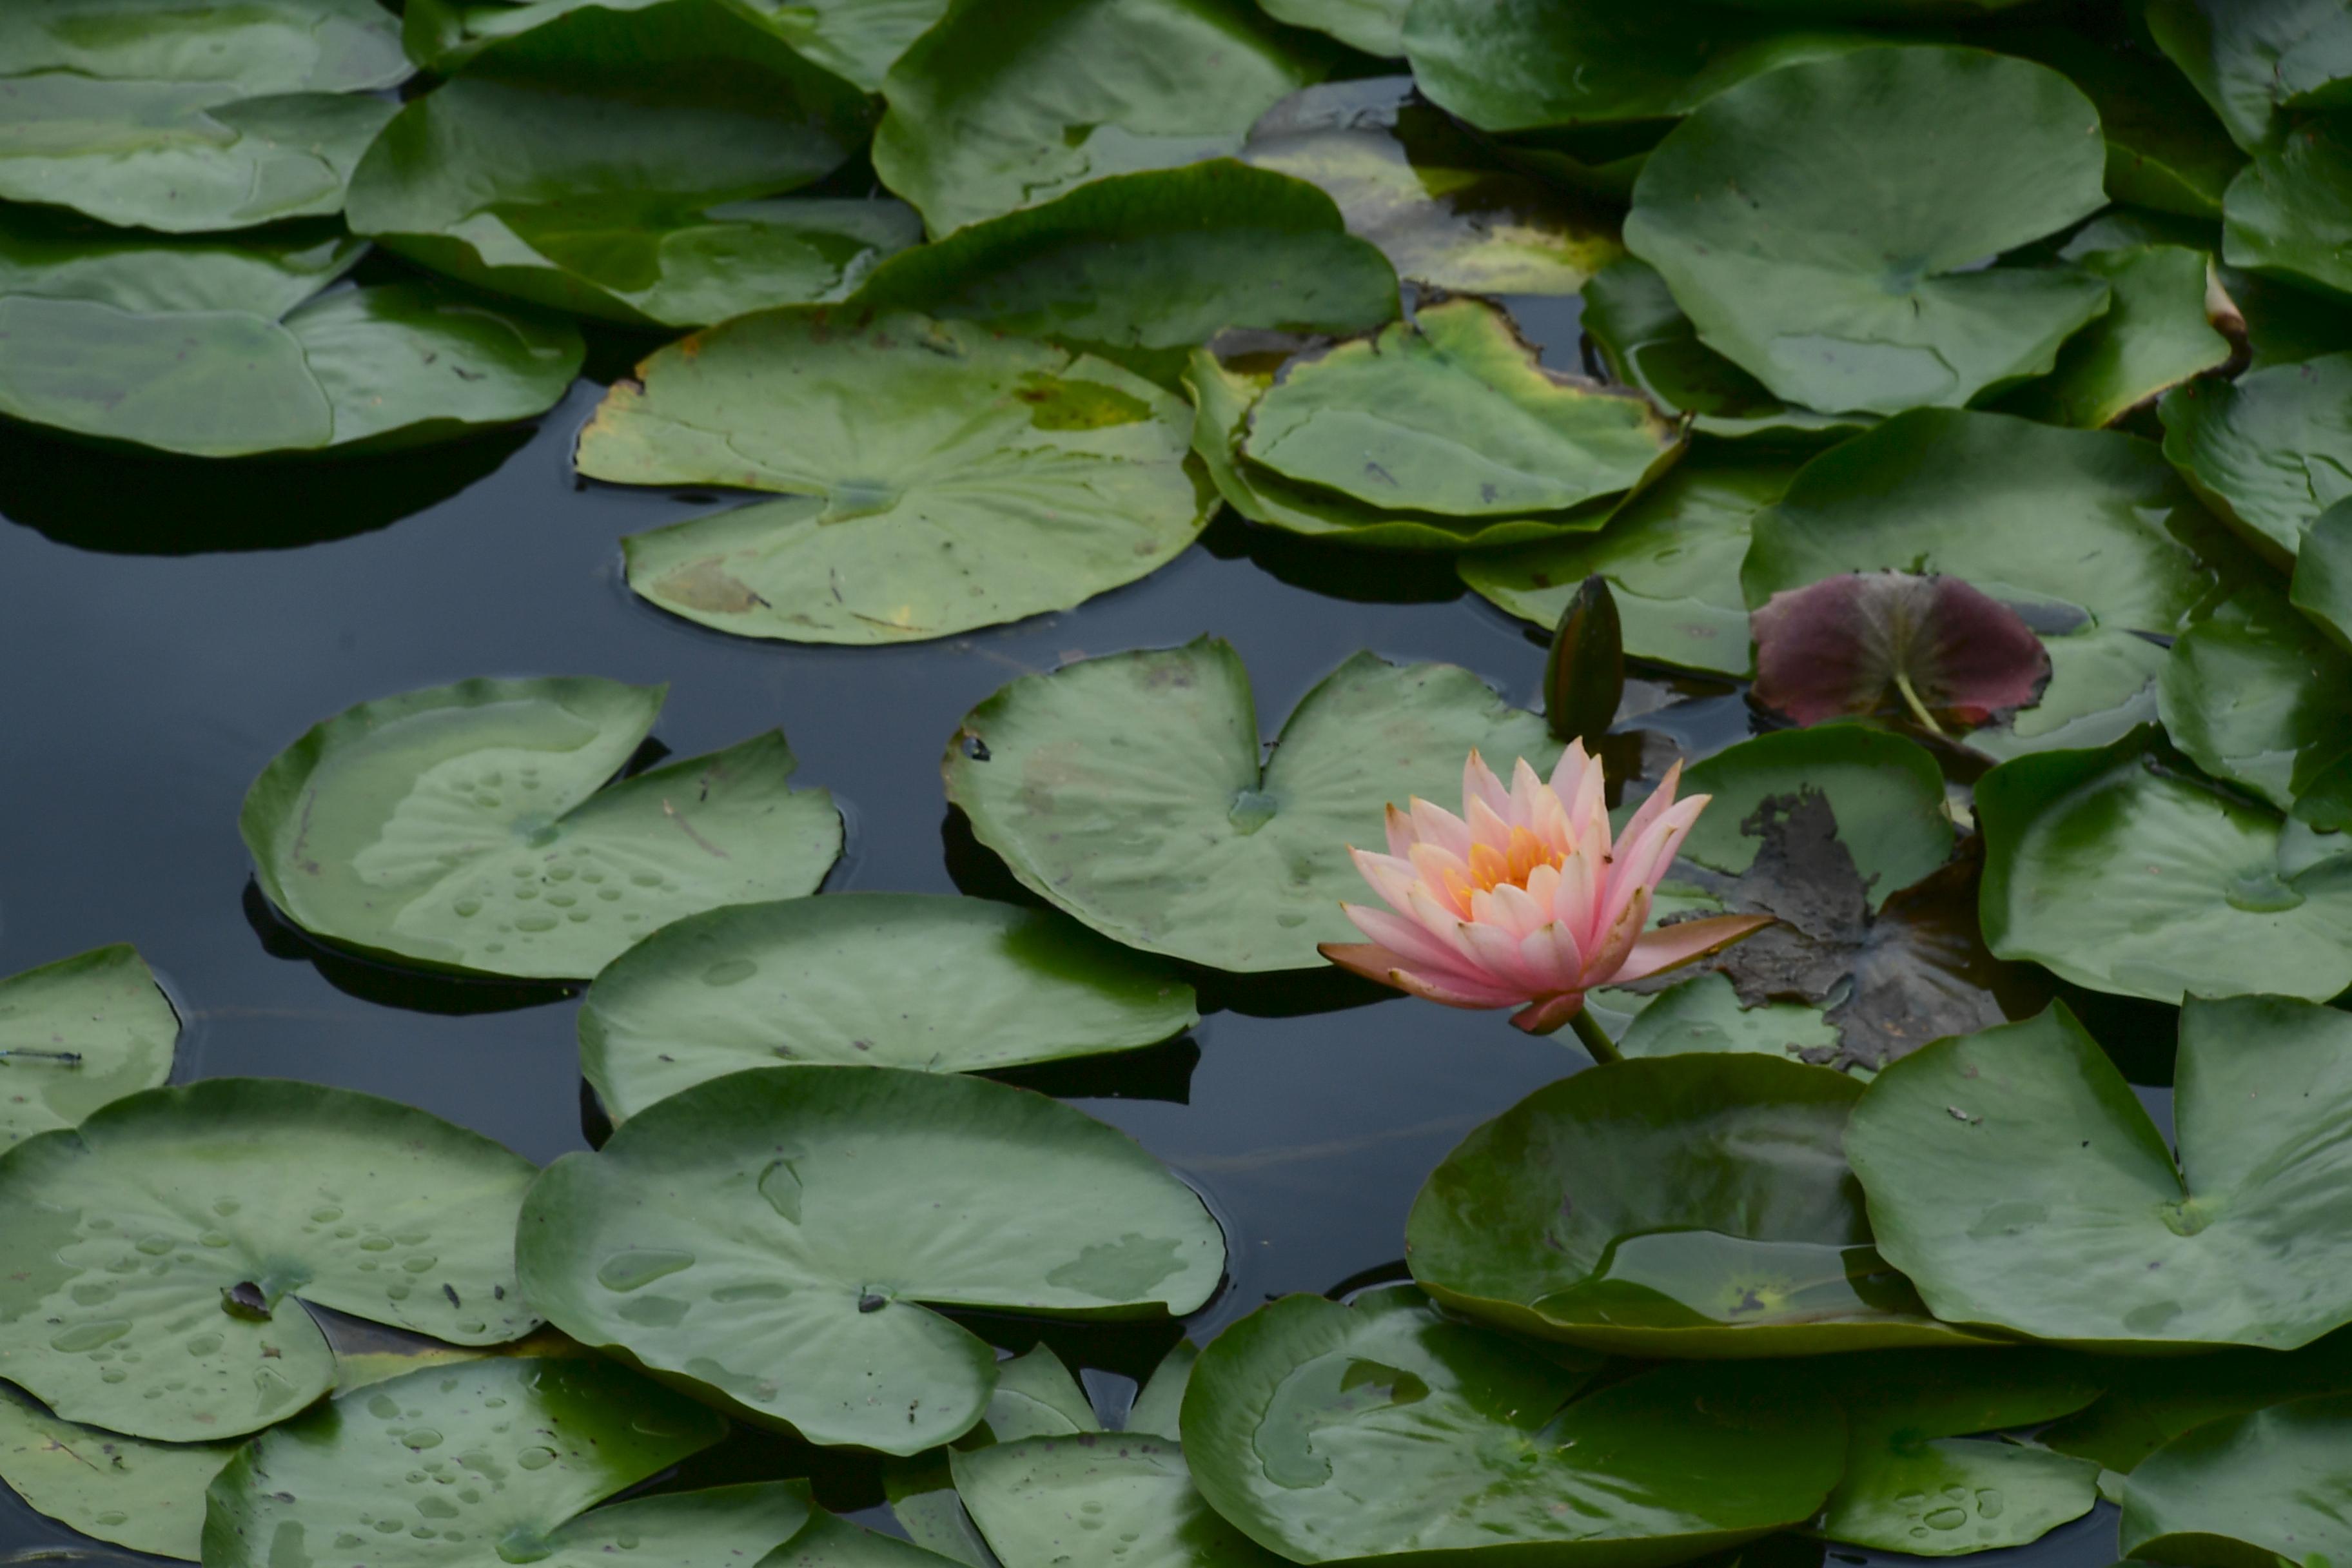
(243, 881, 580, 1017)
(1199, 513, 1467, 605)
(985, 1034, 1202, 1104)
(0, 422, 530, 556)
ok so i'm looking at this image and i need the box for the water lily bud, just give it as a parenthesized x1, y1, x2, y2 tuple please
(1544, 574, 1623, 751)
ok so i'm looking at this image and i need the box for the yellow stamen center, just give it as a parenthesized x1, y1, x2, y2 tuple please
(1457, 827, 1565, 901)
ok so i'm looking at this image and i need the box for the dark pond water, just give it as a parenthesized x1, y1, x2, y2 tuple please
(0, 304, 2127, 1563)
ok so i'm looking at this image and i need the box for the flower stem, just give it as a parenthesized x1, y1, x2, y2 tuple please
(0, 1048, 81, 1067)
(1568, 1006, 1622, 1064)
(1893, 671, 1949, 738)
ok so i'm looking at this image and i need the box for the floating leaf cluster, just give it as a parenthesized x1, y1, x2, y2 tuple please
(7, 1, 2352, 1566)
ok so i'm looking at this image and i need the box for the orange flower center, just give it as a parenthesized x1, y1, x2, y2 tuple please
(1462, 827, 1565, 897)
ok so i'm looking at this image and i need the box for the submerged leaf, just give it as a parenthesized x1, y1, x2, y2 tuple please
(1750, 571, 2053, 735)
(1667, 792, 2038, 1073)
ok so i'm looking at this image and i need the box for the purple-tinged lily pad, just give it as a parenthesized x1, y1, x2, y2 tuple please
(1750, 572, 2053, 736)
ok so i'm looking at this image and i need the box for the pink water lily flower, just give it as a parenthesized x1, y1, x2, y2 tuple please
(1320, 744, 1772, 1035)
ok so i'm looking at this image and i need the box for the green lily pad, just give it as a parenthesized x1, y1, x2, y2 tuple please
(0, 206, 364, 318)
(2121, 1392, 2352, 1567)
(579, 894, 1199, 1122)
(1401, 0, 1872, 137)
(576, 309, 1214, 643)
(1624, 46, 2111, 416)
(1258, 0, 1404, 55)
(1578, 259, 1870, 442)
(1184, 343, 1620, 549)
(1962, 626, 2173, 764)
(348, 4, 889, 329)
(850, 161, 1399, 386)
(0, 945, 177, 1156)
(1978, 725, 2352, 1001)
(954, 1435, 1288, 1568)
(1240, 79, 1622, 297)
(1997, 28, 2247, 219)
(1128, 1342, 1195, 1442)
(2043, 1331, 2352, 1475)
(1850, 995, 2352, 1349)
(887, 1341, 1188, 1563)
(1181, 1286, 1847, 1564)
(2000, 245, 2233, 427)
(1614, 971, 1843, 1064)
(1459, 450, 1803, 676)
(2291, 496, 2352, 652)
(2159, 584, 2352, 810)
(0, 0, 409, 232)
(2161, 351, 2352, 564)
(0, 1079, 538, 1443)
(516, 1065, 1224, 1455)
(2146, 0, 2352, 152)
(0, 1331, 587, 1560)
(0, 1382, 231, 1560)
(1744, 409, 2255, 756)
(2222, 121, 2352, 300)
(1407, 1055, 1986, 1356)
(0, 258, 583, 460)
(942, 638, 1553, 972)
(199, 1355, 772, 1568)
(1678, 727, 1956, 904)
(872, 0, 1337, 235)
(1809, 1350, 2104, 1554)
(404, 0, 946, 92)
(242, 676, 840, 981)
(1236, 297, 1683, 518)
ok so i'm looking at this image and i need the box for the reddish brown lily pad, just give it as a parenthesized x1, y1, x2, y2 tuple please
(1750, 572, 2052, 735)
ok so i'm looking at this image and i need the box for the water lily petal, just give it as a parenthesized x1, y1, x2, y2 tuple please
(1456, 917, 1552, 994)
(1407, 841, 1475, 919)
(1407, 796, 1471, 859)
(1609, 913, 1777, 985)
(1383, 802, 1418, 859)
(1464, 749, 1514, 821)
(1587, 883, 1652, 985)
(1614, 760, 1687, 865)
(1339, 903, 1485, 981)
(1348, 847, 1423, 917)
(1320, 943, 1524, 1008)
